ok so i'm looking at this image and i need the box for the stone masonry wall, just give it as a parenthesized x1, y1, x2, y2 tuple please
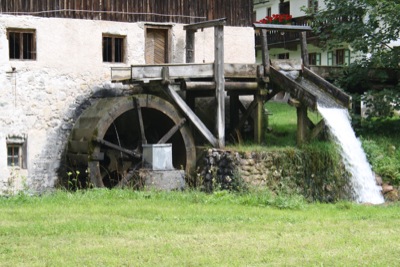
(0, 14, 255, 194)
(201, 148, 353, 202)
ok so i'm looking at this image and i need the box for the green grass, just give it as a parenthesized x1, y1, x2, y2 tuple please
(265, 102, 322, 147)
(0, 189, 399, 266)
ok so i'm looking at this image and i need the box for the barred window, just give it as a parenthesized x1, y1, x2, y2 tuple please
(103, 35, 125, 63)
(8, 29, 36, 60)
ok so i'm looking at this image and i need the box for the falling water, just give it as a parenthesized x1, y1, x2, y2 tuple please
(317, 105, 384, 204)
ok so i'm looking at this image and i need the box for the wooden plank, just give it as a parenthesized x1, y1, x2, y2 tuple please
(165, 85, 218, 147)
(254, 94, 264, 144)
(270, 66, 317, 110)
(303, 67, 351, 109)
(300, 32, 309, 69)
(224, 63, 258, 78)
(254, 23, 313, 32)
(184, 18, 226, 30)
(297, 105, 308, 145)
(214, 24, 225, 148)
(260, 29, 270, 75)
(130, 63, 215, 80)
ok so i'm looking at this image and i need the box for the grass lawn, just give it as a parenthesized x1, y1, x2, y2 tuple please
(1, 190, 399, 266)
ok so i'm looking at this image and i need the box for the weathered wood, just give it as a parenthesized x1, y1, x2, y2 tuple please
(254, 94, 264, 144)
(183, 18, 226, 30)
(157, 118, 186, 144)
(183, 81, 258, 91)
(296, 105, 308, 145)
(303, 67, 351, 109)
(260, 29, 270, 76)
(165, 85, 218, 147)
(254, 23, 312, 32)
(310, 119, 326, 140)
(233, 100, 258, 134)
(300, 32, 309, 69)
(133, 98, 147, 145)
(214, 24, 225, 148)
(0, 1, 252, 26)
(111, 63, 259, 82)
(94, 138, 141, 158)
(270, 66, 317, 110)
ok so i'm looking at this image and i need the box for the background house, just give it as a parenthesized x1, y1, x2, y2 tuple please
(253, 0, 353, 68)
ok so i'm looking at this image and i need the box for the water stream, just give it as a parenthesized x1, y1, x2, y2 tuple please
(317, 105, 384, 204)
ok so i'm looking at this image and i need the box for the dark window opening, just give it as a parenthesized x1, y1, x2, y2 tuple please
(7, 144, 22, 167)
(279, 1, 290, 15)
(8, 29, 36, 60)
(309, 52, 321, 65)
(278, 53, 289, 59)
(103, 35, 125, 63)
(308, 0, 318, 12)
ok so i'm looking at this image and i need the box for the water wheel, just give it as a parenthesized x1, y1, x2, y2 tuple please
(67, 94, 196, 188)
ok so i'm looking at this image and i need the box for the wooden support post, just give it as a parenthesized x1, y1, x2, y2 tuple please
(300, 31, 309, 69)
(230, 94, 239, 132)
(254, 94, 264, 144)
(297, 105, 308, 145)
(88, 161, 103, 187)
(186, 30, 196, 63)
(214, 24, 225, 148)
(260, 29, 270, 76)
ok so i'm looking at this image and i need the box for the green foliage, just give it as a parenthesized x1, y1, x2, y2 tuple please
(361, 89, 400, 120)
(310, 0, 400, 56)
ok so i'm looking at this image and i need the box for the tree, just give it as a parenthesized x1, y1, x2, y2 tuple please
(306, 0, 400, 119)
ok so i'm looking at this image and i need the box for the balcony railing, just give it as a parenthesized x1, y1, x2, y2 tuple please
(255, 16, 316, 48)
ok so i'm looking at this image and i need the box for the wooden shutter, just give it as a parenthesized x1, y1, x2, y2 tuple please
(145, 28, 168, 64)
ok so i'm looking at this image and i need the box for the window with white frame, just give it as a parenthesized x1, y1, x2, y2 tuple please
(6, 136, 26, 169)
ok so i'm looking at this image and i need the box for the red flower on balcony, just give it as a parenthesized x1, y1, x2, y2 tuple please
(256, 14, 292, 24)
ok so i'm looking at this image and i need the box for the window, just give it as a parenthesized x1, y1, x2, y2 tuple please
(8, 29, 36, 60)
(267, 7, 272, 17)
(308, 0, 318, 12)
(6, 136, 26, 169)
(327, 51, 333, 66)
(279, 1, 290, 15)
(278, 53, 289, 59)
(328, 49, 350, 66)
(7, 144, 23, 168)
(336, 49, 350, 65)
(103, 35, 125, 63)
(309, 53, 321, 65)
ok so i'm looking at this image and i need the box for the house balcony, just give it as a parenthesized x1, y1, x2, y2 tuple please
(255, 16, 318, 50)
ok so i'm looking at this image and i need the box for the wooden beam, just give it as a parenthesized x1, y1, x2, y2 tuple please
(214, 24, 225, 148)
(310, 119, 326, 140)
(254, 94, 264, 144)
(94, 138, 141, 158)
(254, 23, 312, 32)
(260, 29, 270, 75)
(184, 18, 226, 31)
(303, 67, 352, 109)
(270, 66, 317, 110)
(296, 105, 308, 145)
(300, 32, 309, 69)
(165, 85, 218, 147)
(157, 118, 186, 144)
(183, 81, 258, 91)
(233, 100, 258, 134)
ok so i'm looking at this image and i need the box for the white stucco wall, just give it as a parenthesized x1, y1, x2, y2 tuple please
(0, 15, 255, 193)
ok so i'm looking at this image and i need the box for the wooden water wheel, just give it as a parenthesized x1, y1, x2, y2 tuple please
(67, 94, 196, 188)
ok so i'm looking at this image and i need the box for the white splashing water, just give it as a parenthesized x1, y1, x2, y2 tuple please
(317, 105, 384, 204)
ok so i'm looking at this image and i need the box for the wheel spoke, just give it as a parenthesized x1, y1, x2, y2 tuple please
(133, 97, 147, 145)
(157, 118, 186, 144)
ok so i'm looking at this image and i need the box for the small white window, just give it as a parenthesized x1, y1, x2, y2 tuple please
(6, 136, 26, 169)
